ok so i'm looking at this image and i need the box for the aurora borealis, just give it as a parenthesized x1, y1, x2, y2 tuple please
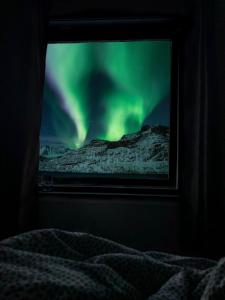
(40, 40, 171, 149)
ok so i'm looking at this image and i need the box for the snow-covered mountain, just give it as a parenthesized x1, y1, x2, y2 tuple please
(39, 125, 169, 175)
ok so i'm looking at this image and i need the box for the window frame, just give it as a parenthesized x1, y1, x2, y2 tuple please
(39, 16, 185, 196)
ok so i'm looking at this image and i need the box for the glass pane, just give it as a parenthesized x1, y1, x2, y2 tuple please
(39, 41, 171, 177)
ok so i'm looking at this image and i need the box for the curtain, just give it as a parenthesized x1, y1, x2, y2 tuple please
(0, 1, 47, 240)
(181, 0, 225, 259)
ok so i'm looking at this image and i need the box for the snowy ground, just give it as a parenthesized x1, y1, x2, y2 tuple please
(39, 125, 169, 175)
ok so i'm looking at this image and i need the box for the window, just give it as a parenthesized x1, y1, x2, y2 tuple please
(39, 18, 180, 194)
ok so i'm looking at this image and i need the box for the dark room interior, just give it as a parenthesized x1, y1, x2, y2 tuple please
(0, 0, 225, 298)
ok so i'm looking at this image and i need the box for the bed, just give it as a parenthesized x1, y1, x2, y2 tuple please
(0, 228, 224, 299)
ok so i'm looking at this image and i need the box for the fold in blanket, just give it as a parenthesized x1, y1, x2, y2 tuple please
(0, 229, 223, 299)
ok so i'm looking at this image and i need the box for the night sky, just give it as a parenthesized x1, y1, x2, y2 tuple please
(40, 40, 172, 148)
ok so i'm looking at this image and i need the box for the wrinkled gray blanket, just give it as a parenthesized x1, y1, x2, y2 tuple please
(0, 229, 224, 300)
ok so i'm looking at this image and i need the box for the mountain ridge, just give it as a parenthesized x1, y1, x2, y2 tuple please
(39, 125, 169, 175)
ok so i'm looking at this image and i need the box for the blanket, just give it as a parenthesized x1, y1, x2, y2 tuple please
(0, 229, 224, 300)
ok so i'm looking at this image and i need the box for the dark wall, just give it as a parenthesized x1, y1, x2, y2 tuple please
(0, 0, 223, 256)
(38, 195, 180, 252)
(49, 0, 194, 17)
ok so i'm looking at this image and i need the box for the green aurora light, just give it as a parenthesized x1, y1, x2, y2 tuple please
(44, 41, 171, 148)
